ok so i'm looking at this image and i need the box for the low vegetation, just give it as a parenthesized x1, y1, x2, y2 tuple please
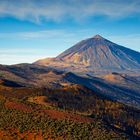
(0, 84, 139, 139)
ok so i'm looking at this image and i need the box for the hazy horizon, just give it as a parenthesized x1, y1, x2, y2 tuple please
(0, 0, 140, 64)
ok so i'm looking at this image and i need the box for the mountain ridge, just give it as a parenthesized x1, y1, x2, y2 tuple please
(35, 34, 140, 72)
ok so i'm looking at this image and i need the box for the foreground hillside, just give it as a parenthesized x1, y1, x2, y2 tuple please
(0, 82, 140, 139)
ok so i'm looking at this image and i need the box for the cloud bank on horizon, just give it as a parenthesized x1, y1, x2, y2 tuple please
(0, 0, 140, 64)
(0, 0, 140, 23)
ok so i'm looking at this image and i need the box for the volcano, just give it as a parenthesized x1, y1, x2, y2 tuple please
(35, 35, 140, 71)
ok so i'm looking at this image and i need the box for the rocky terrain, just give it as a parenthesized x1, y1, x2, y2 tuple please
(0, 35, 140, 139)
(35, 35, 140, 73)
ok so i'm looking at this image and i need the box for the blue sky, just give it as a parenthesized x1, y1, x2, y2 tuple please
(0, 0, 140, 64)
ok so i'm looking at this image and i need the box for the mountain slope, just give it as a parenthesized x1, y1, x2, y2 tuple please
(57, 35, 140, 70)
(1, 64, 140, 108)
(35, 35, 140, 71)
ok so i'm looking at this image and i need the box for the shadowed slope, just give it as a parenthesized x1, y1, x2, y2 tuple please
(35, 35, 140, 71)
(57, 35, 140, 70)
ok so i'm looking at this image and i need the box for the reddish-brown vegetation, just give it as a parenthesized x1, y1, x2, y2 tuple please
(28, 96, 55, 107)
(0, 129, 45, 140)
(42, 109, 93, 123)
(5, 100, 32, 113)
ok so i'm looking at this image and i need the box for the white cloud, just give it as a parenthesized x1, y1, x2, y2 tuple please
(0, 48, 52, 65)
(0, 29, 140, 64)
(0, 29, 140, 51)
(0, 54, 42, 65)
(0, 30, 66, 40)
(0, 0, 140, 23)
